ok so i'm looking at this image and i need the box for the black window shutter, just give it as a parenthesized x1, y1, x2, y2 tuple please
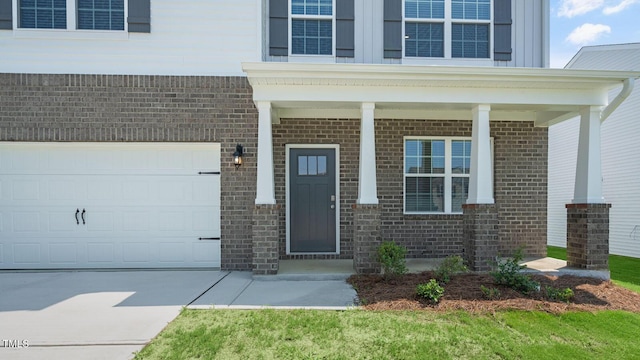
(384, 0, 402, 59)
(0, 0, 12, 30)
(128, 0, 151, 33)
(494, 0, 512, 61)
(270, 0, 288, 56)
(336, 0, 354, 57)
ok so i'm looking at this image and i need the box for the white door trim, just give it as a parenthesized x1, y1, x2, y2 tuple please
(285, 144, 340, 255)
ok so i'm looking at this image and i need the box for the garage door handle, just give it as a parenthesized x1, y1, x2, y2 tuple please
(81, 209, 86, 225)
(75, 209, 80, 225)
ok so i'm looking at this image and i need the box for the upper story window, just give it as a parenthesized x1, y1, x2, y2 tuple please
(290, 0, 334, 55)
(404, 0, 491, 59)
(18, 0, 126, 31)
(78, 0, 125, 31)
(20, 0, 67, 29)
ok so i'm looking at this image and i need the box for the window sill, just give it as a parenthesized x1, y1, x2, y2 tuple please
(13, 29, 129, 41)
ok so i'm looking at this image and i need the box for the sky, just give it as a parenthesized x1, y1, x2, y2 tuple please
(549, 0, 640, 68)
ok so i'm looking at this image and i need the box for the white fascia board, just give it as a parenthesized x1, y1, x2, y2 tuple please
(251, 84, 608, 107)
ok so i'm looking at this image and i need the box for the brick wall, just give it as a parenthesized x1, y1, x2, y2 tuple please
(274, 118, 547, 260)
(492, 122, 548, 257)
(0, 73, 258, 270)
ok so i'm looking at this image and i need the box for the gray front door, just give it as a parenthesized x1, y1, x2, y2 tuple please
(290, 148, 337, 253)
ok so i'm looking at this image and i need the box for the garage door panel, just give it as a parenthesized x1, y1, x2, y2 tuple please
(87, 243, 115, 264)
(49, 243, 78, 264)
(85, 211, 115, 232)
(122, 211, 150, 231)
(1, 142, 221, 269)
(49, 211, 81, 232)
(193, 242, 220, 264)
(13, 243, 41, 264)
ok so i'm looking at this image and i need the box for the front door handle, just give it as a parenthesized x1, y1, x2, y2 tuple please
(81, 209, 86, 225)
(75, 209, 80, 225)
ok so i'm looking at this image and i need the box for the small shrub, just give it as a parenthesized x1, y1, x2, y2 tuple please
(480, 285, 501, 300)
(435, 255, 468, 283)
(376, 241, 407, 278)
(490, 248, 540, 295)
(545, 286, 575, 303)
(416, 279, 445, 304)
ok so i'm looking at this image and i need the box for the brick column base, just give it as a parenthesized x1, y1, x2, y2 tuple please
(462, 204, 498, 272)
(252, 204, 280, 275)
(566, 203, 611, 270)
(352, 204, 381, 274)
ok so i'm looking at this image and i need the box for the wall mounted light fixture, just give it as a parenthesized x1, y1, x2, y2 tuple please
(233, 144, 244, 169)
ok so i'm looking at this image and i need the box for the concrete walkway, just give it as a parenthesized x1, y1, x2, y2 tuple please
(0, 270, 357, 360)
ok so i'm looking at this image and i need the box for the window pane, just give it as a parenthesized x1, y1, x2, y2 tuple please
(405, 177, 444, 212)
(298, 156, 308, 175)
(452, 24, 489, 58)
(405, 23, 444, 58)
(292, 19, 332, 55)
(292, 0, 332, 16)
(308, 156, 318, 175)
(22, 0, 67, 29)
(452, 0, 490, 20)
(406, 0, 445, 19)
(451, 140, 471, 174)
(77, 0, 124, 30)
(452, 177, 469, 212)
(317, 156, 327, 175)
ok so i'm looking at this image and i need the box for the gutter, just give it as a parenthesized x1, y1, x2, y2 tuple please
(601, 78, 635, 122)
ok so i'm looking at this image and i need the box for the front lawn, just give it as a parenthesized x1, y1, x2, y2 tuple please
(547, 246, 640, 293)
(134, 309, 640, 360)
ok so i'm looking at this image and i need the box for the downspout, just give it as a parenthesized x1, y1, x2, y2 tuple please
(601, 78, 635, 122)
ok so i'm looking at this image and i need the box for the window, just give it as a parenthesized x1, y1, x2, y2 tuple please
(404, 0, 491, 59)
(78, 0, 125, 30)
(20, 0, 67, 29)
(291, 0, 333, 55)
(18, 0, 127, 31)
(404, 137, 471, 214)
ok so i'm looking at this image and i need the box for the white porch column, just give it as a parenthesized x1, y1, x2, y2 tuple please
(573, 106, 604, 204)
(357, 102, 379, 204)
(255, 101, 276, 205)
(467, 104, 494, 204)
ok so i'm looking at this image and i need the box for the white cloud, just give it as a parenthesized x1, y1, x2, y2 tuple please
(558, 0, 604, 17)
(565, 23, 612, 45)
(603, 0, 640, 14)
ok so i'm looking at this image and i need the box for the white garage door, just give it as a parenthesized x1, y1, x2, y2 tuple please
(0, 143, 221, 269)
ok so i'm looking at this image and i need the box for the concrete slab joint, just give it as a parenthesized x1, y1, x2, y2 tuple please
(566, 203, 611, 270)
(462, 204, 498, 272)
(352, 204, 381, 274)
(252, 204, 281, 275)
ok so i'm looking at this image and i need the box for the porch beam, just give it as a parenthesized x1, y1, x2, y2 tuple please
(573, 106, 604, 204)
(255, 101, 276, 205)
(467, 104, 494, 204)
(357, 102, 379, 204)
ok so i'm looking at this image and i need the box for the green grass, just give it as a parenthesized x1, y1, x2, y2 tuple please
(547, 246, 640, 293)
(134, 309, 640, 360)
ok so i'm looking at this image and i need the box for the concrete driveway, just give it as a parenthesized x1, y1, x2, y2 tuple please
(0, 270, 224, 360)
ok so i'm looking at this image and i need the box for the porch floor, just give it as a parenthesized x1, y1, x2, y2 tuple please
(271, 257, 610, 281)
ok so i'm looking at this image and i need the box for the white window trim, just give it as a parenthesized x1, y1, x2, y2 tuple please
(402, 0, 493, 62)
(285, 144, 340, 255)
(288, 0, 336, 57)
(403, 136, 493, 215)
(12, 0, 128, 36)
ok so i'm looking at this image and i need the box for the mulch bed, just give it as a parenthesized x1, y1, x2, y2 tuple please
(347, 272, 640, 314)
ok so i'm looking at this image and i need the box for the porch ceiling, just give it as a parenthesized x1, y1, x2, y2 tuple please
(243, 62, 640, 127)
